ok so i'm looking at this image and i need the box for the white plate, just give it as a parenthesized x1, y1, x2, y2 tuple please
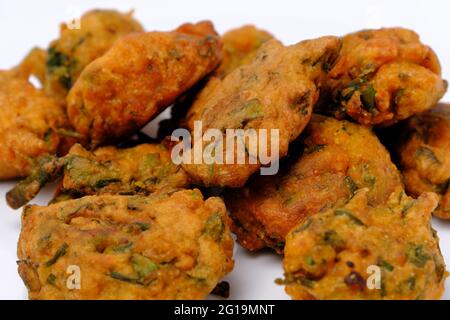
(0, 0, 449, 300)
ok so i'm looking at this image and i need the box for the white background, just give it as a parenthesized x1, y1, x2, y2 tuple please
(0, 0, 449, 300)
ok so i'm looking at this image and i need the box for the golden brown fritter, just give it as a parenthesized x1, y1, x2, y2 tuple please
(398, 103, 450, 219)
(182, 25, 274, 132)
(13, 48, 47, 84)
(67, 21, 222, 147)
(282, 188, 446, 300)
(158, 25, 273, 139)
(182, 36, 342, 187)
(17, 189, 234, 300)
(321, 28, 447, 126)
(0, 72, 70, 180)
(7, 142, 190, 209)
(45, 9, 143, 101)
(61, 143, 190, 196)
(225, 115, 403, 253)
(214, 25, 274, 80)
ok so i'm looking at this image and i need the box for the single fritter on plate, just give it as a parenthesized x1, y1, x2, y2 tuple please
(397, 103, 450, 219)
(0, 71, 70, 180)
(320, 28, 447, 126)
(182, 36, 342, 187)
(44, 9, 144, 101)
(67, 21, 222, 147)
(282, 188, 446, 300)
(225, 115, 402, 253)
(7, 142, 190, 209)
(17, 189, 234, 300)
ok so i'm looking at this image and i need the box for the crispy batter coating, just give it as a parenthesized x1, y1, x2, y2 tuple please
(0, 72, 70, 180)
(67, 21, 222, 147)
(14, 48, 47, 84)
(61, 143, 190, 197)
(7, 142, 190, 209)
(45, 9, 143, 101)
(282, 188, 446, 300)
(182, 25, 274, 132)
(398, 104, 450, 219)
(182, 36, 342, 187)
(226, 115, 402, 253)
(321, 28, 447, 126)
(158, 25, 274, 139)
(214, 25, 274, 80)
(17, 189, 234, 300)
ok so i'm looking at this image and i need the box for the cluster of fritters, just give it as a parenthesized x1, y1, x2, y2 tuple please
(1, 9, 449, 300)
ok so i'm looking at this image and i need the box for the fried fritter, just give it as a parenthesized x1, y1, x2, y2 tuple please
(225, 115, 403, 253)
(45, 9, 143, 101)
(7, 142, 190, 209)
(282, 188, 446, 300)
(398, 103, 450, 219)
(321, 28, 447, 126)
(17, 189, 234, 300)
(182, 36, 342, 187)
(67, 21, 222, 147)
(62, 143, 189, 195)
(214, 25, 274, 80)
(13, 48, 47, 84)
(158, 25, 273, 139)
(0, 72, 70, 180)
(182, 25, 274, 132)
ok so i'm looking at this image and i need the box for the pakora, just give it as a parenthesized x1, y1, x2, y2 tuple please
(159, 25, 273, 138)
(225, 115, 403, 253)
(17, 189, 234, 300)
(214, 25, 274, 80)
(397, 103, 450, 219)
(321, 28, 447, 126)
(13, 47, 47, 84)
(67, 21, 222, 147)
(45, 9, 144, 101)
(281, 188, 446, 300)
(182, 36, 342, 187)
(7, 142, 190, 209)
(0, 72, 70, 180)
